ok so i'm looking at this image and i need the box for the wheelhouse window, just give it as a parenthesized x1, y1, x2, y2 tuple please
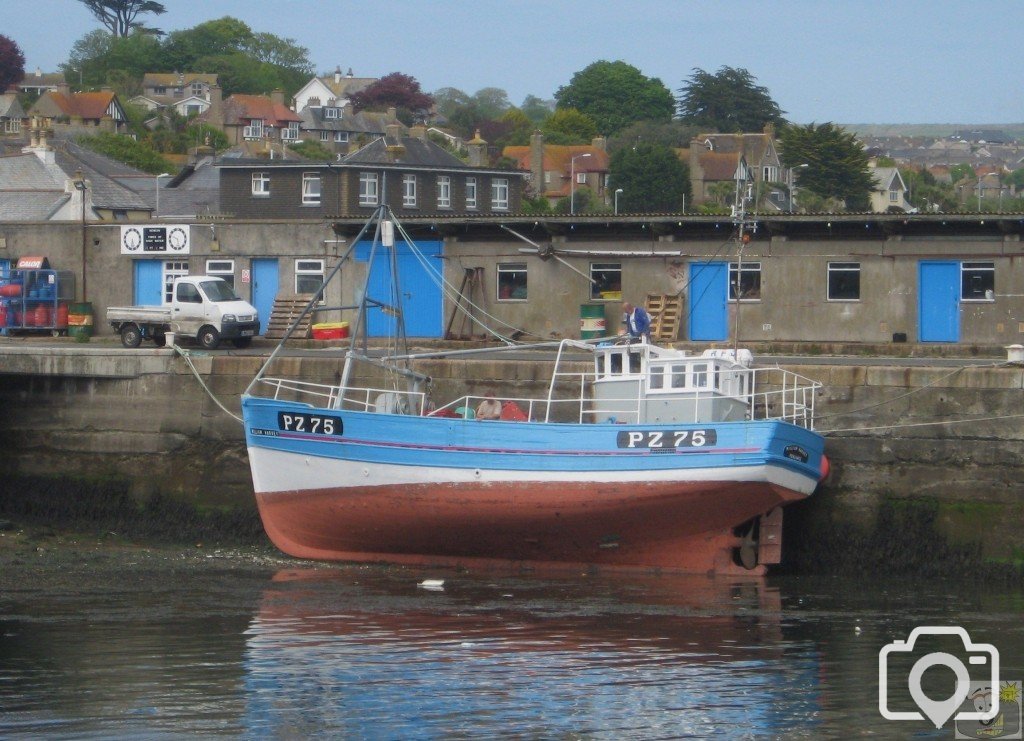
(827, 262, 860, 301)
(359, 172, 379, 206)
(206, 259, 235, 290)
(251, 172, 270, 197)
(302, 172, 321, 205)
(465, 177, 478, 209)
(491, 178, 509, 210)
(962, 261, 995, 301)
(729, 262, 761, 301)
(497, 262, 527, 301)
(403, 174, 417, 207)
(437, 176, 451, 209)
(295, 259, 325, 294)
(590, 262, 622, 301)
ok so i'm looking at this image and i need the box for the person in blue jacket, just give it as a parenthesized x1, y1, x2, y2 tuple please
(621, 301, 651, 341)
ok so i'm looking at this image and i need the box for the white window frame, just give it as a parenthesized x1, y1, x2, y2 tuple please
(334, 131, 348, 143)
(497, 262, 528, 301)
(324, 107, 338, 119)
(827, 262, 861, 302)
(437, 175, 452, 209)
(729, 262, 762, 302)
(4, 118, 21, 134)
(162, 261, 189, 305)
(206, 259, 235, 290)
(491, 178, 509, 211)
(359, 172, 379, 206)
(403, 174, 418, 207)
(281, 122, 299, 141)
(576, 172, 587, 184)
(251, 171, 270, 197)
(243, 119, 264, 139)
(295, 258, 325, 295)
(320, 131, 330, 141)
(302, 172, 321, 205)
(465, 177, 477, 209)
(961, 261, 995, 302)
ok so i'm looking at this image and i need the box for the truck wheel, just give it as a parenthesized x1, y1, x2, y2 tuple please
(153, 331, 167, 347)
(197, 325, 220, 350)
(232, 337, 252, 349)
(120, 324, 143, 348)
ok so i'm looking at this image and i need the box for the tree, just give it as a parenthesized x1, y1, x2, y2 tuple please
(0, 35, 25, 92)
(245, 32, 313, 74)
(677, 66, 785, 133)
(555, 60, 674, 136)
(471, 87, 511, 120)
(608, 143, 690, 213)
(494, 108, 533, 148)
(78, 0, 167, 37)
(608, 120, 700, 155)
(778, 123, 875, 211)
(432, 87, 471, 120)
(350, 72, 434, 119)
(541, 108, 597, 145)
(520, 94, 554, 125)
(64, 30, 113, 88)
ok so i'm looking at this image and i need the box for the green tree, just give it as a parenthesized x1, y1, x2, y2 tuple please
(288, 139, 332, 160)
(245, 32, 313, 74)
(64, 30, 114, 88)
(432, 87, 471, 120)
(608, 120, 700, 155)
(555, 60, 674, 136)
(77, 0, 167, 37)
(0, 34, 25, 92)
(778, 123, 874, 211)
(608, 143, 690, 213)
(677, 66, 785, 133)
(520, 94, 554, 125)
(950, 163, 976, 183)
(541, 107, 597, 145)
(471, 87, 511, 120)
(77, 131, 175, 174)
(494, 108, 533, 148)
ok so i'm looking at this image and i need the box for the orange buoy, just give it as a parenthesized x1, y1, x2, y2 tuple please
(819, 454, 831, 482)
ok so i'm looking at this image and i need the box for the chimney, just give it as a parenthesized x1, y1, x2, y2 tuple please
(468, 129, 487, 168)
(529, 130, 544, 193)
(591, 136, 606, 152)
(387, 106, 397, 122)
(271, 88, 285, 107)
(347, 68, 354, 78)
(57, 80, 70, 97)
(334, 66, 341, 84)
(208, 85, 223, 129)
(385, 122, 402, 141)
(410, 124, 427, 141)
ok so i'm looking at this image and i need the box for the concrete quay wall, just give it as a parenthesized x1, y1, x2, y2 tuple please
(0, 345, 1022, 573)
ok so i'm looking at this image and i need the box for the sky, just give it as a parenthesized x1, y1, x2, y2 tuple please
(5, 0, 1023, 125)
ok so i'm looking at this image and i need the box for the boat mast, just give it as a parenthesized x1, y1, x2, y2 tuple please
(731, 161, 757, 355)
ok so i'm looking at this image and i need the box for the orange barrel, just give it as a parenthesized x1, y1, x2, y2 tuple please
(56, 302, 69, 328)
(34, 304, 50, 327)
(67, 301, 94, 339)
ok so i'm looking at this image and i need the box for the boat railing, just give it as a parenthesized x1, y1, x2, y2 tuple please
(428, 394, 550, 421)
(255, 376, 428, 415)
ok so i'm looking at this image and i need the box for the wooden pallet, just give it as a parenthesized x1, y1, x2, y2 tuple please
(645, 293, 682, 341)
(265, 295, 315, 339)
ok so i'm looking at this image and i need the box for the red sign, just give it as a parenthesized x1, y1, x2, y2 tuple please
(16, 256, 49, 269)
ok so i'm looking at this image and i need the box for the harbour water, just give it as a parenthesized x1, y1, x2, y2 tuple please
(1, 537, 1022, 738)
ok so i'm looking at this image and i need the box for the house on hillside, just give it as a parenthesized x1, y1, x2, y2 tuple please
(200, 89, 303, 149)
(687, 129, 788, 210)
(131, 72, 217, 117)
(296, 102, 400, 157)
(218, 125, 525, 219)
(292, 66, 378, 112)
(0, 93, 26, 137)
(869, 166, 908, 212)
(28, 84, 127, 134)
(503, 133, 610, 209)
(17, 68, 65, 97)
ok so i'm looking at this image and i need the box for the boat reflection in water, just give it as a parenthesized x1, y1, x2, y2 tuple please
(242, 569, 822, 737)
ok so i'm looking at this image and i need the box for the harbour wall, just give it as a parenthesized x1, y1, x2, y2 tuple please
(0, 343, 1022, 574)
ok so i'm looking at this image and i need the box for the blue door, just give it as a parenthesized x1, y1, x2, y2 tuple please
(356, 240, 443, 338)
(689, 261, 728, 341)
(133, 260, 163, 305)
(919, 261, 959, 342)
(252, 259, 279, 336)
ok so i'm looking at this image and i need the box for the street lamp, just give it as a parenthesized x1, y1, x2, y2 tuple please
(74, 172, 88, 301)
(977, 176, 984, 212)
(570, 152, 591, 215)
(789, 163, 809, 211)
(155, 172, 170, 217)
(614, 188, 623, 215)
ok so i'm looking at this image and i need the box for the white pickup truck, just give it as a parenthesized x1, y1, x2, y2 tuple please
(107, 275, 260, 349)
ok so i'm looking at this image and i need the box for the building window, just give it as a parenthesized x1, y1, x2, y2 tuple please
(359, 172, 379, 206)
(465, 177, 478, 209)
(163, 261, 189, 304)
(251, 172, 270, 197)
(889, 189, 899, 202)
(281, 122, 299, 141)
(729, 262, 761, 301)
(962, 261, 995, 301)
(497, 262, 528, 301)
(827, 262, 861, 301)
(320, 131, 330, 141)
(334, 131, 348, 143)
(4, 118, 21, 133)
(295, 259, 325, 294)
(243, 119, 264, 139)
(491, 178, 509, 210)
(190, 82, 204, 96)
(576, 172, 587, 184)
(206, 259, 235, 290)
(763, 166, 779, 182)
(302, 172, 321, 205)
(403, 174, 417, 207)
(437, 176, 451, 209)
(590, 262, 622, 301)
(324, 107, 338, 119)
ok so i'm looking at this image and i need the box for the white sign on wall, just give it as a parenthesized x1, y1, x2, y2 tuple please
(241, 269, 251, 284)
(120, 225, 191, 255)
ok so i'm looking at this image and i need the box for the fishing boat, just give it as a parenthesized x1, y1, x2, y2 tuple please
(241, 206, 827, 575)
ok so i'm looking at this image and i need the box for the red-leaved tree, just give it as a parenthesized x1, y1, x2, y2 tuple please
(349, 72, 434, 118)
(0, 35, 26, 92)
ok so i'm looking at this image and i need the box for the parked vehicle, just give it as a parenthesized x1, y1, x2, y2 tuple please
(107, 276, 259, 349)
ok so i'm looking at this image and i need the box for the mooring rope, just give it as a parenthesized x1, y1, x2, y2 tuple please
(172, 343, 243, 424)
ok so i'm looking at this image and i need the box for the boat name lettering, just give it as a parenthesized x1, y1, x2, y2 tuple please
(277, 412, 343, 436)
(784, 445, 809, 463)
(616, 429, 717, 449)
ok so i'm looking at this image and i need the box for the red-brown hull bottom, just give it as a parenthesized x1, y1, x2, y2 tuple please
(255, 479, 804, 576)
